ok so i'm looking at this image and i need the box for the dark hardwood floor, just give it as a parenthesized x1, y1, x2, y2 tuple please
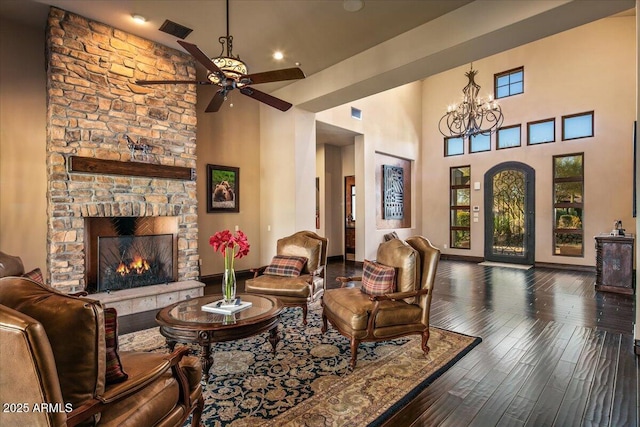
(120, 259, 638, 426)
(330, 260, 638, 427)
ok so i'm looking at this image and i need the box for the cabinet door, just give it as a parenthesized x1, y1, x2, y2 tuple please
(600, 241, 633, 290)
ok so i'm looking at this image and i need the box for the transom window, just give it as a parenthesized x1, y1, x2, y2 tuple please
(450, 166, 471, 249)
(445, 137, 464, 157)
(497, 125, 521, 149)
(553, 153, 584, 257)
(528, 118, 555, 145)
(470, 133, 491, 153)
(495, 67, 524, 99)
(562, 111, 594, 140)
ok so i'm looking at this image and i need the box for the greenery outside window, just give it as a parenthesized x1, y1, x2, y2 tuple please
(528, 118, 555, 145)
(470, 133, 491, 153)
(562, 111, 594, 140)
(450, 166, 471, 249)
(553, 153, 584, 256)
(497, 125, 521, 149)
(445, 137, 464, 157)
(495, 66, 524, 99)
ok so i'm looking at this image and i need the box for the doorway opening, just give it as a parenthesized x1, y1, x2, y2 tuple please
(345, 175, 356, 261)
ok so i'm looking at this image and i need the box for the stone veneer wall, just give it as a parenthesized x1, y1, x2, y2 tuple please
(46, 7, 199, 292)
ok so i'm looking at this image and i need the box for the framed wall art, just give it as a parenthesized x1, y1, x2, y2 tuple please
(207, 164, 239, 213)
(383, 164, 404, 220)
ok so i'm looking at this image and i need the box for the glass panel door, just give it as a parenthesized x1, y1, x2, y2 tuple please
(484, 162, 535, 264)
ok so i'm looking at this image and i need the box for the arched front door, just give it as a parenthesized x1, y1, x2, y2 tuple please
(484, 162, 535, 265)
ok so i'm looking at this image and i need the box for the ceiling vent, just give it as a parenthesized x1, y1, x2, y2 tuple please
(159, 20, 193, 39)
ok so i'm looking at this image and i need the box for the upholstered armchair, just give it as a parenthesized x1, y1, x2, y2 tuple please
(0, 276, 204, 427)
(321, 236, 440, 369)
(245, 230, 328, 325)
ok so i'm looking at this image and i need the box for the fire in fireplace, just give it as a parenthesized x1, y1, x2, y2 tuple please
(97, 234, 174, 292)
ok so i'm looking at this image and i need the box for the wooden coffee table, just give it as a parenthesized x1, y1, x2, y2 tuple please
(156, 293, 283, 380)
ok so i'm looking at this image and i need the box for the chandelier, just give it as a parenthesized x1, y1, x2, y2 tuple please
(438, 65, 504, 138)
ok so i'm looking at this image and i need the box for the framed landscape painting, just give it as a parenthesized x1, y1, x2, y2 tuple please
(207, 164, 239, 213)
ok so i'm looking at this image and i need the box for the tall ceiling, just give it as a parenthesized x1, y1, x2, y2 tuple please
(0, 0, 472, 92)
(0, 0, 635, 146)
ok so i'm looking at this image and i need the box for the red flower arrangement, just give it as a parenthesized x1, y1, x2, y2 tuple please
(209, 229, 250, 303)
(209, 229, 250, 270)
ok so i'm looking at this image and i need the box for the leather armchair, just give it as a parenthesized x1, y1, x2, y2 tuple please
(245, 231, 328, 325)
(321, 236, 440, 369)
(0, 251, 25, 278)
(0, 276, 204, 427)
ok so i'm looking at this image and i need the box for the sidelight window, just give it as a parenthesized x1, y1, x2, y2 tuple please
(553, 153, 584, 256)
(450, 166, 471, 249)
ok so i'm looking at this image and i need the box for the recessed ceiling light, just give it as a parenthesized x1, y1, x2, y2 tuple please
(132, 14, 147, 24)
(343, 0, 364, 12)
(273, 51, 284, 61)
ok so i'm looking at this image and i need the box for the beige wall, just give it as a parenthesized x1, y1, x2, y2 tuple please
(316, 81, 423, 260)
(196, 93, 262, 276)
(257, 106, 317, 265)
(0, 18, 47, 272)
(422, 15, 636, 266)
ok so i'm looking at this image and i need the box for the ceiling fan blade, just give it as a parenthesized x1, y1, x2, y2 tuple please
(244, 67, 306, 85)
(205, 90, 226, 113)
(240, 87, 292, 111)
(136, 79, 211, 85)
(177, 40, 223, 76)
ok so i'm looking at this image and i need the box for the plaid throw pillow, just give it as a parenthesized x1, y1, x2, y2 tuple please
(361, 260, 396, 296)
(265, 255, 308, 277)
(104, 307, 128, 384)
(22, 268, 44, 284)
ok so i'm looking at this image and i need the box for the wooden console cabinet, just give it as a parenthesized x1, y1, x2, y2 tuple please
(594, 234, 634, 295)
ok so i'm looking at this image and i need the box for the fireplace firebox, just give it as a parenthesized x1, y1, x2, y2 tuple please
(85, 217, 178, 293)
(97, 234, 173, 292)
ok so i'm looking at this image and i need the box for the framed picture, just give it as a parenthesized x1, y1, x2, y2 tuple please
(207, 164, 239, 213)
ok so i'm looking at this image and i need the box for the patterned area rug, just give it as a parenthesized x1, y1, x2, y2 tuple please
(120, 302, 481, 427)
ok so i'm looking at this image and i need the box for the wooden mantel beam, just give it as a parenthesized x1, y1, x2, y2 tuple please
(67, 156, 196, 181)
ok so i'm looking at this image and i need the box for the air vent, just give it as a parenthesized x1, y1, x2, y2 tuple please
(159, 20, 193, 39)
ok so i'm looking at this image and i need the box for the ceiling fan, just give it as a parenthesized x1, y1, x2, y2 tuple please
(135, 0, 305, 113)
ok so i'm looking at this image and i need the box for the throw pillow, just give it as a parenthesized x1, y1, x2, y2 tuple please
(104, 307, 128, 384)
(22, 268, 44, 284)
(361, 259, 396, 296)
(264, 255, 308, 277)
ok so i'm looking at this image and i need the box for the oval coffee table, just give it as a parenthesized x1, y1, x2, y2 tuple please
(156, 293, 283, 381)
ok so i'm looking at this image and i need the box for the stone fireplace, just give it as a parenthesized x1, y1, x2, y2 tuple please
(44, 8, 204, 313)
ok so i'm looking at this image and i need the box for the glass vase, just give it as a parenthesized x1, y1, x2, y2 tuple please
(222, 268, 236, 304)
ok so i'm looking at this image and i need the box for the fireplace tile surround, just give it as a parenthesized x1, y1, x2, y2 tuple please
(44, 7, 203, 309)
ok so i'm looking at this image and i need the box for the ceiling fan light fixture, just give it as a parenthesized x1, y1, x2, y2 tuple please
(135, 0, 305, 113)
(210, 56, 248, 81)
